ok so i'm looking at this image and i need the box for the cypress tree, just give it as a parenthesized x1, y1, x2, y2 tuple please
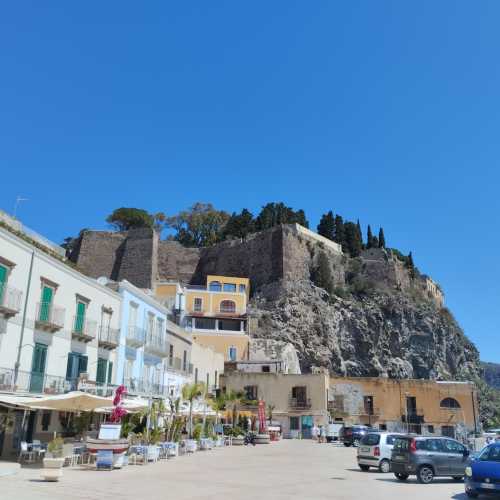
(344, 222, 363, 257)
(366, 225, 374, 249)
(317, 211, 335, 241)
(356, 219, 364, 248)
(378, 227, 386, 248)
(333, 215, 346, 250)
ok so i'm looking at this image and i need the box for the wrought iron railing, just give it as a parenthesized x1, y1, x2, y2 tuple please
(289, 397, 312, 409)
(126, 325, 146, 347)
(0, 284, 23, 316)
(35, 302, 65, 330)
(72, 315, 97, 340)
(98, 325, 120, 348)
(0, 366, 70, 394)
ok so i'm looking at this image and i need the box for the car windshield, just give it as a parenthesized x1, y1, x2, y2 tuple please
(360, 434, 380, 446)
(393, 438, 410, 451)
(479, 446, 500, 462)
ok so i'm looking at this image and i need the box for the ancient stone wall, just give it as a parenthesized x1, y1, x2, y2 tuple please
(157, 241, 201, 283)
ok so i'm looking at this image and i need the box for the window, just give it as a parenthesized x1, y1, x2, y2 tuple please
(74, 299, 87, 333)
(96, 358, 108, 384)
(66, 352, 88, 389)
(194, 317, 216, 330)
(228, 346, 237, 361)
(223, 283, 236, 292)
(427, 425, 435, 434)
(193, 298, 203, 312)
(333, 395, 344, 412)
(239, 284, 246, 293)
(147, 313, 155, 340)
(41, 411, 51, 431)
(214, 370, 218, 388)
(244, 385, 258, 400)
(379, 424, 387, 431)
(360, 434, 380, 446)
(292, 386, 307, 403)
(262, 365, 270, 373)
(209, 281, 221, 292)
(183, 350, 187, 371)
(206, 372, 210, 387)
(363, 396, 374, 415)
(0, 262, 10, 303)
(218, 319, 240, 331)
(441, 425, 456, 438)
(479, 446, 500, 462)
(290, 416, 300, 431)
(440, 397, 461, 409)
(220, 300, 236, 313)
(39, 284, 55, 321)
(194, 368, 198, 383)
(442, 439, 465, 454)
(169, 345, 174, 363)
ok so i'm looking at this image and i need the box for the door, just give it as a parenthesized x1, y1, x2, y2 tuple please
(442, 439, 468, 475)
(66, 353, 88, 390)
(74, 301, 86, 333)
(301, 416, 313, 438)
(96, 358, 107, 384)
(423, 439, 450, 475)
(26, 412, 36, 443)
(29, 343, 47, 393)
(39, 286, 53, 321)
(0, 264, 7, 304)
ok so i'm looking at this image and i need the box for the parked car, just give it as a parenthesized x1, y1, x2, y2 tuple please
(326, 423, 343, 443)
(341, 425, 372, 447)
(390, 435, 470, 484)
(465, 442, 500, 498)
(357, 432, 405, 473)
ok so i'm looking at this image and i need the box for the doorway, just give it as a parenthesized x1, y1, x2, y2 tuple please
(30, 343, 47, 393)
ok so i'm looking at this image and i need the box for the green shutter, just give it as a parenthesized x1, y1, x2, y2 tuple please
(78, 355, 88, 375)
(74, 301, 86, 333)
(107, 361, 113, 384)
(96, 358, 107, 384)
(40, 286, 53, 321)
(0, 265, 7, 303)
(30, 343, 47, 393)
(66, 353, 77, 380)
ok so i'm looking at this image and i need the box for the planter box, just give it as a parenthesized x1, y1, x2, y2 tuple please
(255, 434, 271, 444)
(42, 457, 64, 482)
(232, 437, 245, 446)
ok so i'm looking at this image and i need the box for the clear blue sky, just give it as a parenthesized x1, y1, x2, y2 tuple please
(1, 2, 499, 362)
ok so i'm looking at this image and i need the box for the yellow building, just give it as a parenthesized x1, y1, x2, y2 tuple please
(155, 275, 250, 362)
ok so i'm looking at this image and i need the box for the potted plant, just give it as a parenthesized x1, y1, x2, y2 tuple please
(231, 426, 245, 446)
(42, 437, 65, 481)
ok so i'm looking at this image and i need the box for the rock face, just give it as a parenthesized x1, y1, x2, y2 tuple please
(249, 338, 302, 374)
(482, 362, 500, 389)
(249, 280, 480, 380)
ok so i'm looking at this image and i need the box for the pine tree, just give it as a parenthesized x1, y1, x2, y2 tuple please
(406, 251, 416, 279)
(344, 222, 363, 257)
(317, 211, 335, 240)
(378, 227, 386, 248)
(356, 219, 364, 248)
(366, 225, 374, 249)
(223, 209, 254, 240)
(333, 215, 346, 250)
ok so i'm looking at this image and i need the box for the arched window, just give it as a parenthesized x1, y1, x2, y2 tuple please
(220, 300, 236, 313)
(209, 281, 221, 292)
(440, 397, 461, 409)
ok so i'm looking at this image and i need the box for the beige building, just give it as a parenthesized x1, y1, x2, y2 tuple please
(220, 372, 329, 438)
(190, 342, 224, 394)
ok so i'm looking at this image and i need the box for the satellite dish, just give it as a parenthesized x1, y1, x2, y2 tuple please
(97, 276, 109, 286)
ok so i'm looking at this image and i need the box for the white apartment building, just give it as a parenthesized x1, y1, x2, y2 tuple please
(0, 225, 122, 397)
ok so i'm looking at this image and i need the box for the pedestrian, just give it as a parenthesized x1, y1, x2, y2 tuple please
(311, 424, 319, 442)
(319, 425, 326, 443)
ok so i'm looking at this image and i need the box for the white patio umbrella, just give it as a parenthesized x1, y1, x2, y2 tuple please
(22, 391, 113, 412)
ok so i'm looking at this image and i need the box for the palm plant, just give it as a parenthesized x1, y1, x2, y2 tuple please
(267, 404, 275, 422)
(225, 390, 243, 427)
(182, 382, 206, 438)
(209, 395, 227, 426)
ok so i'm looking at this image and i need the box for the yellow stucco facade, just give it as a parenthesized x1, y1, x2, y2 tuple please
(193, 333, 249, 362)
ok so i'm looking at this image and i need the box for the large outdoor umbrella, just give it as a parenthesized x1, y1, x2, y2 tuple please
(22, 391, 113, 412)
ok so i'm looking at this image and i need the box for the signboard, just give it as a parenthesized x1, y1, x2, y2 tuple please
(98, 424, 122, 440)
(258, 400, 267, 433)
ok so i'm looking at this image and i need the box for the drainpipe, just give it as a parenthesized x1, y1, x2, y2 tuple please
(13, 249, 35, 388)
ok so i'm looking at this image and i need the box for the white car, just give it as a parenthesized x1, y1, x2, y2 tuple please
(357, 432, 405, 473)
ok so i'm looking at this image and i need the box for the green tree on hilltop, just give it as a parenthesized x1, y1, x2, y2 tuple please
(378, 227, 386, 248)
(255, 202, 309, 231)
(106, 207, 154, 231)
(223, 209, 255, 240)
(366, 225, 374, 249)
(333, 215, 346, 249)
(317, 211, 335, 240)
(311, 251, 335, 295)
(356, 219, 364, 248)
(344, 222, 363, 257)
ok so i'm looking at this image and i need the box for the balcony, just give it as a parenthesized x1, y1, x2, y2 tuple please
(289, 397, 312, 410)
(124, 377, 168, 398)
(144, 333, 169, 357)
(0, 284, 23, 318)
(0, 366, 70, 395)
(71, 316, 97, 343)
(98, 325, 120, 349)
(35, 302, 65, 332)
(402, 408, 425, 425)
(126, 325, 146, 348)
(79, 380, 119, 397)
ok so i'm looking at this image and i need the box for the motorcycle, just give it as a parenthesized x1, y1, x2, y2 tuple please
(244, 432, 257, 446)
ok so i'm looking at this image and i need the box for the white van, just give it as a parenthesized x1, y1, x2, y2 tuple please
(326, 423, 343, 443)
(357, 432, 405, 473)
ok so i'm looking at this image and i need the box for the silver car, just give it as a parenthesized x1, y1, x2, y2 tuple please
(357, 432, 405, 473)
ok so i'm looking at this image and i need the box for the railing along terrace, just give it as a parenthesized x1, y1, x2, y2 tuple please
(0, 367, 69, 394)
(35, 302, 65, 330)
(98, 325, 120, 347)
(72, 316, 97, 341)
(126, 325, 146, 347)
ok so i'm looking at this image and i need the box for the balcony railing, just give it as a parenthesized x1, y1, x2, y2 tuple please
(79, 380, 119, 397)
(402, 408, 425, 424)
(289, 397, 312, 410)
(0, 366, 70, 394)
(0, 284, 23, 318)
(98, 325, 120, 349)
(145, 334, 169, 357)
(124, 377, 169, 398)
(72, 316, 97, 342)
(126, 325, 146, 348)
(35, 302, 65, 332)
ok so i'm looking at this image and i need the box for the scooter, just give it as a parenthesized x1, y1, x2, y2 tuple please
(244, 432, 257, 446)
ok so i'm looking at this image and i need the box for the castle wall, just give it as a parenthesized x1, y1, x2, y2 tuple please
(157, 240, 201, 283)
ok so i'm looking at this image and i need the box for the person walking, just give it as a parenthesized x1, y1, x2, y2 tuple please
(319, 425, 326, 444)
(311, 424, 320, 442)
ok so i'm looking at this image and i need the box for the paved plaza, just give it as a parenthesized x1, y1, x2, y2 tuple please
(1, 440, 469, 500)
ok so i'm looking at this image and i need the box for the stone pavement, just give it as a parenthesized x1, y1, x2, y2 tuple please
(0, 440, 468, 500)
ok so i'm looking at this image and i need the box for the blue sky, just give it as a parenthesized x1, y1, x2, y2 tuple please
(1, 2, 499, 361)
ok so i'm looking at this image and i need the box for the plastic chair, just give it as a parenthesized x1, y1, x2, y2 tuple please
(19, 442, 35, 463)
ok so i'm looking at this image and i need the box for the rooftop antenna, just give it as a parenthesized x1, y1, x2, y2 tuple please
(13, 196, 28, 218)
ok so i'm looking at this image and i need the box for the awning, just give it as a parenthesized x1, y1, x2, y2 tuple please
(21, 391, 112, 412)
(0, 393, 47, 410)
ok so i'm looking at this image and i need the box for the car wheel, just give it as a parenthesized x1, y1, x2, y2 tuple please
(452, 476, 463, 481)
(379, 459, 391, 473)
(417, 465, 434, 484)
(344, 443, 351, 447)
(465, 488, 479, 498)
(394, 473, 409, 481)
(359, 464, 370, 471)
